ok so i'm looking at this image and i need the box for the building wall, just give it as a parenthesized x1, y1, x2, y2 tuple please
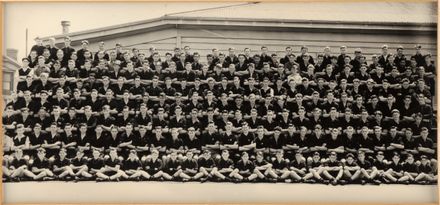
(2, 59, 18, 110)
(3, 71, 14, 95)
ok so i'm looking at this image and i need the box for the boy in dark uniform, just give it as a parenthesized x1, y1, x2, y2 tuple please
(180, 151, 199, 181)
(358, 126, 375, 155)
(342, 153, 360, 184)
(415, 127, 436, 169)
(271, 150, 292, 182)
(289, 152, 307, 182)
(143, 149, 165, 180)
(194, 150, 217, 182)
(397, 153, 419, 184)
(70, 149, 93, 180)
(254, 126, 270, 155)
(219, 122, 239, 159)
(88, 149, 105, 180)
(415, 155, 436, 184)
(106, 126, 122, 152)
(232, 152, 258, 182)
(11, 124, 29, 157)
(85, 90, 103, 112)
(96, 148, 128, 181)
(61, 123, 78, 159)
(90, 125, 107, 153)
(162, 151, 183, 181)
(16, 108, 35, 130)
(280, 125, 296, 158)
(201, 122, 221, 155)
(356, 151, 378, 184)
(309, 124, 328, 157)
(76, 123, 92, 157)
(52, 148, 75, 180)
(400, 129, 417, 154)
(149, 126, 168, 155)
(237, 122, 256, 154)
(61, 37, 75, 62)
(8, 149, 37, 181)
(132, 126, 150, 155)
(295, 126, 312, 157)
(385, 126, 404, 159)
(326, 128, 345, 154)
(212, 150, 236, 181)
(117, 123, 137, 159)
(253, 151, 278, 182)
(322, 151, 343, 185)
(31, 148, 54, 181)
(383, 153, 404, 183)
(342, 126, 359, 155)
(134, 103, 151, 126)
(268, 127, 287, 155)
(371, 151, 388, 182)
(29, 37, 45, 56)
(303, 152, 325, 183)
(42, 123, 62, 160)
(372, 126, 387, 154)
(165, 128, 184, 158)
(124, 150, 151, 181)
(183, 127, 202, 156)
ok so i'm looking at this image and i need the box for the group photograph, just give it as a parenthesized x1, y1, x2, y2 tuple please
(1, 1, 438, 204)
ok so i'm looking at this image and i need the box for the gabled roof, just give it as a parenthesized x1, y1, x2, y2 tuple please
(40, 2, 437, 43)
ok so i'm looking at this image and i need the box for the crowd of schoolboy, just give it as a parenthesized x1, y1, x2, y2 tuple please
(2, 36, 437, 185)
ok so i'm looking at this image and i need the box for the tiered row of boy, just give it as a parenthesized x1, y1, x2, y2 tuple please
(2, 37, 437, 184)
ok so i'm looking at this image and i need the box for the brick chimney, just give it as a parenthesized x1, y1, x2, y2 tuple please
(6, 48, 18, 61)
(61, 21, 71, 34)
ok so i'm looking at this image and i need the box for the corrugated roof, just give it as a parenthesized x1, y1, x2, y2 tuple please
(41, 2, 436, 42)
(167, 2, 437, 24)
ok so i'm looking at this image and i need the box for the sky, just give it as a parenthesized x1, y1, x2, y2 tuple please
(3, 2, 234, 60)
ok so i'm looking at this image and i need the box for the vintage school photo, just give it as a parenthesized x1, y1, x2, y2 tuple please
(2, 1, 438, 204)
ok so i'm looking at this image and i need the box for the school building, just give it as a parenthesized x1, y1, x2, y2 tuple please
(2, 49, 20, 108)
(39, 2, 436, 63)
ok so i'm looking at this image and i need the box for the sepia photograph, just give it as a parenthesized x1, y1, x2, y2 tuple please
(1, 1, 438, 204)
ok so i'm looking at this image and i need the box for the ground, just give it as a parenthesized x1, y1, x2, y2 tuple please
(4, 182, 437, 204)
